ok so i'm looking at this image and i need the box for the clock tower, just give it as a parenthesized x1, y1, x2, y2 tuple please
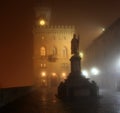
(34, 6, 51, 26)
(33, 3, 75, 87)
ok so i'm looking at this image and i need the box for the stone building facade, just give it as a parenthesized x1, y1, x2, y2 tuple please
(33, 6, 75, 87)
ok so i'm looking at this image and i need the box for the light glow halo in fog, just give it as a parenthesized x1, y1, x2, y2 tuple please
(90, 67, 99, 76)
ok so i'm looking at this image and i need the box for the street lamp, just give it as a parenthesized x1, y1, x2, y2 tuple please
(82, 70, 89, 78)
(79, 52, 84, 58)
(62, 72, 66, 79)
(52, 73, 56, 77)
(90, 67, 100, 76)
(102, 28, 105, 32)
(41, 72, 46, 77)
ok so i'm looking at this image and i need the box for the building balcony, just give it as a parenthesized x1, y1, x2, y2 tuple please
(48, 55, 58, 62)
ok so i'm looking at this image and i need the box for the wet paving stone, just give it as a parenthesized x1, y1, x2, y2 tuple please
(0, 88, 120, 113)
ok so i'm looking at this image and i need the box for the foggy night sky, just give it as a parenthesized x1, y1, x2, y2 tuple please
(44, 0, 120, 49)
(1, 0, 120, 49)
(0, 0, 120, 87)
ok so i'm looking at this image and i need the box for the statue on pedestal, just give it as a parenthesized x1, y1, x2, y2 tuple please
(71, 34, 80, 55)
(56, 33, 99, 100)
(71, 34, 81, 73)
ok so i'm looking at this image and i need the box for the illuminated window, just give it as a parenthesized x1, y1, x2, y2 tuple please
(40, 46, 46, 56)
(40, 63, 46, 68)
(63, 47, 67, 58)
(43, 64, 46, 67)
(40, 64, 43, 67)
(53, 47, 57, 56)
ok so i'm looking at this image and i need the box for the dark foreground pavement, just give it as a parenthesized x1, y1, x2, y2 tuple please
(1, 88, 120, 113)
(0, 88, 59, 113)
(0, 89, 43, 113)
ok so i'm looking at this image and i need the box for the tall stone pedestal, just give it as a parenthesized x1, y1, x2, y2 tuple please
(56, 34, 99, 100)
(56, 54, 98, 100)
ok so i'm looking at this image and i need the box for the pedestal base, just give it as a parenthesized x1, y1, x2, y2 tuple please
(56, 73, 99, 100)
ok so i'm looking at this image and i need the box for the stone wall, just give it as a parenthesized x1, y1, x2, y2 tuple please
(0, 86, 34, 108)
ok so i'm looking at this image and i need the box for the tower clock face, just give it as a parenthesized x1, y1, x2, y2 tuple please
(39, 19, 46, 26)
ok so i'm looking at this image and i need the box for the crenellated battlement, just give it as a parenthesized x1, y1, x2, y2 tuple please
(35, 25, 75, 29)
(33, 25, 75, 34)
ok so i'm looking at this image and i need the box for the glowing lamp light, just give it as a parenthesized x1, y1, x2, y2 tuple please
(62, 73, 66, 78)
(91, 67, 99, 76)
(41, 72, 46, 77)
(61, 72, 67, 80)
(102, 28, 105, 32)
(80, 52, 84, 58)
(39, 19, 46, 26)
(82, 70, 89, 78)
(52, 73, 56, 77)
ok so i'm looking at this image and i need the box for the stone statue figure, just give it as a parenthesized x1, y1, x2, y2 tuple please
(71, 34, 80, 55)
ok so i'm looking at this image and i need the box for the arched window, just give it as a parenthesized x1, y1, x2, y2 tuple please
(52, 47, 57, 56)
(63, 47, 67, 58)
(40, 46, 46, 56)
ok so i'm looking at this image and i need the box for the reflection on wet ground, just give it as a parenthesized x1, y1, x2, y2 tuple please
(1, 88, 120, 113)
